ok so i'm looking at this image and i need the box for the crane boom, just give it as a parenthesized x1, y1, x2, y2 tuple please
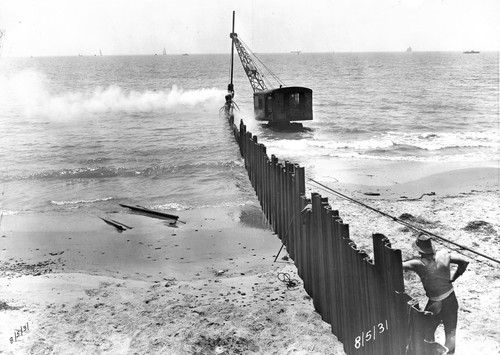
(230, 32, 268, 92)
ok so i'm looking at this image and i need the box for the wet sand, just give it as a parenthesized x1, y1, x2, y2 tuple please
(1, 205, 283, 281)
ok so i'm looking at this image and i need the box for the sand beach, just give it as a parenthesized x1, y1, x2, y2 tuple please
(1, 165, 499, 354)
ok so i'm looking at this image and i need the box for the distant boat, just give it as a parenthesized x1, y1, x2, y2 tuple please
(99, 49, 103, 56)
(463, 50, 479, 54)
(163, 48, 167, 55)
(290, 50, 301, 55)
(182, 53, 189, 56)
(406, 46, 412, 52)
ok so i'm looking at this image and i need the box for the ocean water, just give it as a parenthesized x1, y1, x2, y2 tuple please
(0, 52, 498, 215)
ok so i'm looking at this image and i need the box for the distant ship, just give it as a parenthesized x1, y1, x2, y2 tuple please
(163, 48, 167, 55)
(406, 46, 412, 52)
(99, 49, 103, 56)
(463, 50, 479, 54)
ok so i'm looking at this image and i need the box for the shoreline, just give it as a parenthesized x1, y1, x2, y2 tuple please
(1, 166, 499, 354)
(334, 166, 499, 200)
(309, 158, 499, 187)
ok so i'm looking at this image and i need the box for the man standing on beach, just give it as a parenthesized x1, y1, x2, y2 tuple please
(403, 233, 470, 354)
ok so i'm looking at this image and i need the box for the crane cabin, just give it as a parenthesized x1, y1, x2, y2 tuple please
(253, 86, 313, 123)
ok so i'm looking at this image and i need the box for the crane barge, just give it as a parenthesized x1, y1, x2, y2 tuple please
(225, 11, 313, 127)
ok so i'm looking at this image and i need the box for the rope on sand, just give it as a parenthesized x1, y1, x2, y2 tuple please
(398, 192, 436, 201)
(277, 272, 300, 290)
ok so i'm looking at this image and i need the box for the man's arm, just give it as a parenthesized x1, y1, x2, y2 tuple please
(402, 259, 419, 271)
(450, 253, 470, 283)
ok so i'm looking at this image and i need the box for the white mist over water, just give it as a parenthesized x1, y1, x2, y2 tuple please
(0, 69, 225, 119)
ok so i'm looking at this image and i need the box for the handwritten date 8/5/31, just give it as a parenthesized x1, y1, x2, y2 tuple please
(9, 322, 29, 344)
(354, 320, 388, 349)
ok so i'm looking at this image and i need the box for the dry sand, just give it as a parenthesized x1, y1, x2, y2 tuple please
(1, 166, 499, 354)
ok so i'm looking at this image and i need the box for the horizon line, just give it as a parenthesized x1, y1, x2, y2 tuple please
(2, 50, 498, 59)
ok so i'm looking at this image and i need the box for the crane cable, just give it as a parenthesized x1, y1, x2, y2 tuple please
(306, 177, 500, 265)
(238, 37, 286, 88)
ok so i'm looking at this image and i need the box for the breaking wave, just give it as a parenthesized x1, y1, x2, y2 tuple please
(263, 130, 499, 162)
(50, 197, 115, 206)
(2, 161, 244, 182)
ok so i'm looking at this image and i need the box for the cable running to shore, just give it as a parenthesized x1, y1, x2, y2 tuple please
(306, 177, 500, 265)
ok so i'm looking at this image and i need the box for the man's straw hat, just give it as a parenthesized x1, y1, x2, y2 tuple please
(412, 233, 436, 254)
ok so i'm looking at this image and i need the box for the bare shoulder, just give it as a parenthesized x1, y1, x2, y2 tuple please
(450, 251, 471, 265)
(436, 249, 451, 261)
(436, 250, 470, 265)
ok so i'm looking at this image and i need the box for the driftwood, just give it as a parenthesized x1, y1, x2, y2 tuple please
(119, 204, 179, 222)
(97, 216, 127, 231)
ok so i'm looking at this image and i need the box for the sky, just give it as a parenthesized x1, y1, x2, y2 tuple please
(0, 0, 498, 57)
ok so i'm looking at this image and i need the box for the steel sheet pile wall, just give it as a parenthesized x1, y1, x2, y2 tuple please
(229, 119, 432, 355)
